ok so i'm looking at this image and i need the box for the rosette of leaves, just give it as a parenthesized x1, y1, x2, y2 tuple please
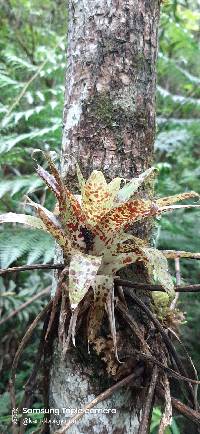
(0, 152, 199, 345)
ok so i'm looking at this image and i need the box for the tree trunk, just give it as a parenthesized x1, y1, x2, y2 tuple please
(49, 1, 160, 433)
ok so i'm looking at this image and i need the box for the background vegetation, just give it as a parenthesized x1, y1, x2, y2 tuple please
(0, 1, 199, 432)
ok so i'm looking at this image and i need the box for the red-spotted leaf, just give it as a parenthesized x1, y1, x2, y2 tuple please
(98, 234, 144, 274)
(36, 207, 74, 257)
(156, 191, 199, 207)
(35, 164, 60, 198)
(100, 251, 140, 275)
(111, 234, 146, 254)
(94, 196, 200, 245)
(26, 198, 74, 257)
(82, 171, 121, 225)
(92, 230, 143, 256)
(69, 253, 102, 308)
(33, 152, 86, 249)
(88, 275, 114, 342)
(94, 199, 155, 242)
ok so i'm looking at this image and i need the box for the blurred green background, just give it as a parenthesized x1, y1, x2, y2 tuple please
(0, 1, 199, 432)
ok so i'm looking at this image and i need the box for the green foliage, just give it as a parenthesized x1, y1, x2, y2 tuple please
(0, 272, 50, 322)
(0, 2, 65, 430)
(0, 228, 54, 268)
(156, 1, 200, 278)
(0, 175, 43, 198)
(0, 0, 65, 264)
(150, 407, 180, 434)
(156, 1, 200, 391)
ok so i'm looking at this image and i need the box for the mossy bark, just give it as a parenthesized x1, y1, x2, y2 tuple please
(49, 1, 160, 433)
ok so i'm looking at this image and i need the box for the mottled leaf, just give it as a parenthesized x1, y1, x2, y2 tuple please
(141, 247, 175, 295)
(93, 230, 145, 256)
(100, 251, 140, 275)
(26, 197, 74, 256)
(69, 253, 102, 308)
(95, 199, 154, 242)
(33, 152, 86, 248)
(112, 234, 147, 254)
(156, 191, 199, 207)
(98, 234, 145, 274)
(82, 170, 121, 225)
(36, 207, 73, 257)
(35, 163, 60, 198)
(95, 196, 200, 245)
(88, 275, 114, 342)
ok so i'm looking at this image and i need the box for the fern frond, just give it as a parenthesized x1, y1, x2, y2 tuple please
(0, 147, 27, 166)
(155, 130, 191, 153)
(0, 74, 23, 89)
(3, 53, 36, 72)
(0, 229, 54, 268)
(157, 86, 200, 108)
(0, 124, 61, 154)
(0, 176, 43, 198)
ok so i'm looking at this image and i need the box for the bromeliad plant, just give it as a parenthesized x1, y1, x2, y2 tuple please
(1, 152, 200, 347)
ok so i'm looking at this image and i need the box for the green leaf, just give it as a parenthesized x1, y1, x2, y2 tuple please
(116, 167, 155, 203)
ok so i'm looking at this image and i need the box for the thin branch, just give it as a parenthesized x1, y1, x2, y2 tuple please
(0, 263, 64, 275)
(123, 286, 189, 369)
(45, 266, 69, 341)
(162, 250, 200, 260)
(157, 387, 200, 426)
(138, 365, 158, 434)
(1, 264, 200, 292)
(9, 300, 52, 409)
(117, 298, 200, 387)
(116, 300, 150, 353)
(122, 287, 196, 406)
(121, 348, 200, 386)
(0, 287, 50, 326)
(168, 328, 199, 410)
(54, 366, 144, 434)
(117, 278, 200, 293)
(18, 316, 49, 434)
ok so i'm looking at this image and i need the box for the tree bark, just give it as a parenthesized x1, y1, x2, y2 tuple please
(49, 1, 160, 433)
